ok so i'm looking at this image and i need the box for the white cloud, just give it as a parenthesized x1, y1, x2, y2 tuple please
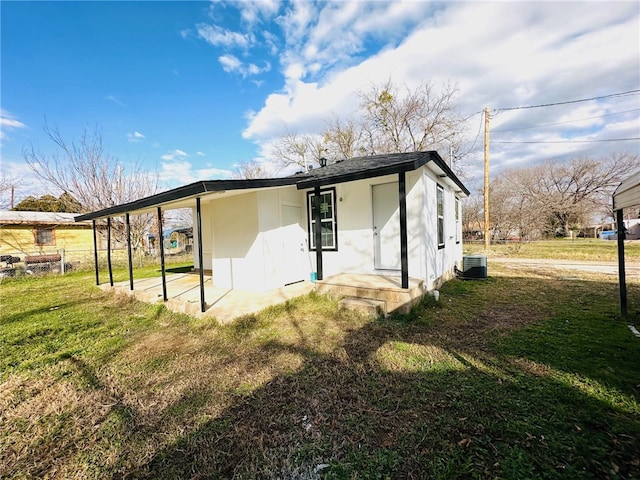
(161, 149, 189, 161)
(196, 151, 206, 156)
(0, 110, 26, 142)
(0, 117, 25, 129)
(262, 30, 279, 55)
(126, 131, 145, 142)
(159, 159, 233, 187)
(160, 161, 197, 186)
(240, 1, 640, 176)
(105, 94, 125, 106)
(218, 54, 241, 72)
(238, 0, 280, 25)
(277, 0, 317, 46)
(0, 158, 49, 207)
(219, 54, 270, 77)
(196, 23, 253, 49)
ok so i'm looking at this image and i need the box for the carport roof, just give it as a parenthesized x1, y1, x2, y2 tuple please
(613, 170, 640, 210)
(75, 150, 469, 221)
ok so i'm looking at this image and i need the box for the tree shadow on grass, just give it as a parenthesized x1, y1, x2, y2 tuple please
(123, 275, 640, 480)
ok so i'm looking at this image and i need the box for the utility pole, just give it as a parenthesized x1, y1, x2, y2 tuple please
(483, 107, 490, 251)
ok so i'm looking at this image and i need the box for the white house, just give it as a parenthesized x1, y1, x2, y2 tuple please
(76, 151, 469, 314)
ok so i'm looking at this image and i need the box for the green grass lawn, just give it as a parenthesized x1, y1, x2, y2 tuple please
(465, 238, 640, 262)
(1, 257, 639, 479)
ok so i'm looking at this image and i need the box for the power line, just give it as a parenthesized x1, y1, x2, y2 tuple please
(494, 89, 640, 112)
(460, 110, 484, 122)
(492, 137, 640, 144)
(492, 108, 640, 132)
(460, 111, 485, 156)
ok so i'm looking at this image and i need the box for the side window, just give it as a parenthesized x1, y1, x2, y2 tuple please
(437, 185, 444, 249)
(34, 228, 55, 246)
(307, 188, 338, 250)
(455, 197, 461, 244)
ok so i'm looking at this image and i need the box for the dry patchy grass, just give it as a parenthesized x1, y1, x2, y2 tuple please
(1, 265, 639, 479)
(465, 238, 640, 262)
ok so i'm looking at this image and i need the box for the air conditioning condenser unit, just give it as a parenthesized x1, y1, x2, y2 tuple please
(460, 255, 487, 280)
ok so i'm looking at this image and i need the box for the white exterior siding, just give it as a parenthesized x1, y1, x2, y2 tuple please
(210, 192, 263, 290)
(304, 173, 414, 278)
(192, 167, 463, 292)
(421, 167, 463, 289)
(302, 167, 461, 290)
(406, 171, 425, 282)
(195, 186, 307, 292)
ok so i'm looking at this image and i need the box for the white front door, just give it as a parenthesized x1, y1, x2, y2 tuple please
(281, 205, 308, 284)
(372, 182, 401, 270)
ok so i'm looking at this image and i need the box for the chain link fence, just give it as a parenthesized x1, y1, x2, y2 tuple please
(0, 248, 192, 278)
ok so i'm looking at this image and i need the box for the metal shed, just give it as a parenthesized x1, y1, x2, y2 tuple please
(613, 170, 640, 317)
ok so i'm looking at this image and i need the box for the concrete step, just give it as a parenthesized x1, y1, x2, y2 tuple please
(338, 296, 387, 317)
(317, 274, 424, 314)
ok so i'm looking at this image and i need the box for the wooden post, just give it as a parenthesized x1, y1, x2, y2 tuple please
(483, 106, 490, 251)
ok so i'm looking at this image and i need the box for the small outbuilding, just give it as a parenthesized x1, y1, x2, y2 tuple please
(0, 210, 93, 258)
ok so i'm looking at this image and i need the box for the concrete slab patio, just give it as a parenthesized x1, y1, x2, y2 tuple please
(100, 272, 314, 324)
(101, 271, 432, 322)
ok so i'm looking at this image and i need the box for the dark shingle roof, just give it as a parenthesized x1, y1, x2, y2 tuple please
(75, 150, 468, 221)
(293, 151, 466, 192)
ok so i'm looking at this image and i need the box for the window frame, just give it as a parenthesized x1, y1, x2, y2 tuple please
(437, 184, 445, 249)
(455, 196, 461, 244)
(306, 187, 338, 251)
(34, 227, 55, 246)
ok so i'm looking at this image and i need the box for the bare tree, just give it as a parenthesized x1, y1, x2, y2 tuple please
(587, 152, 640, 220)
(321, 115, 363, 161)
(270, 79, 468, 174)
(488, 153, 640, 238)
(232, 160, 272, 179)
(488, 173, 547, 240)
(358, 79, 464, 162)
(0, 174, 18, 210)
(23, 123, 158, 247)
(271, 130, 326, 172)
(461, 193, 484, 241)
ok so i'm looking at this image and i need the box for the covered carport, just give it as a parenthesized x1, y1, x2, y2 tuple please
(613, 170, 640, 317)
(74, 178, 300, 314)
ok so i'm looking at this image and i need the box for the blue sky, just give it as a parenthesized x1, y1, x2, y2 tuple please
(1, 1, 639, 205)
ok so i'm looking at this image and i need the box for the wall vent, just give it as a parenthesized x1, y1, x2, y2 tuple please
(461, 255, 487, 280)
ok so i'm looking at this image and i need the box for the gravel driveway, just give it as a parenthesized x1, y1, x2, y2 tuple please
(489, 257, 640, 277)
